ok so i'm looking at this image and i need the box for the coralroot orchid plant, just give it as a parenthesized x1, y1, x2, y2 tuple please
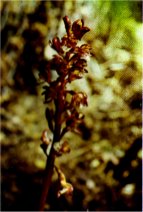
(39, 16, 90, 211)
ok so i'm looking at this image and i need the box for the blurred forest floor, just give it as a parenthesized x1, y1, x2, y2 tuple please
(0, 1, 142, 211)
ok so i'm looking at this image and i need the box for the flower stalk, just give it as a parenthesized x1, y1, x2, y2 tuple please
(39, 16, 90, 211)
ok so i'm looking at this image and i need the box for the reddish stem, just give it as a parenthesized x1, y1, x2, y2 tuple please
(39, 147, 55, 211)
(39, 101, 62, 211)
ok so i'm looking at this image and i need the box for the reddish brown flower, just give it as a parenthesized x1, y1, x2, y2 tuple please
(72, 19, 90, 40)
(62, 16, 90, 48)
(51, 37, 64, 54)
(71, 92, 88, 107)
(63, 16, 90, 41)
(63, 16, 72, 36)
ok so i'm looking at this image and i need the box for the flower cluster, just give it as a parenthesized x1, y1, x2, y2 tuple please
(40, 16, 90, 140)
(39, 16, 90, 197)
